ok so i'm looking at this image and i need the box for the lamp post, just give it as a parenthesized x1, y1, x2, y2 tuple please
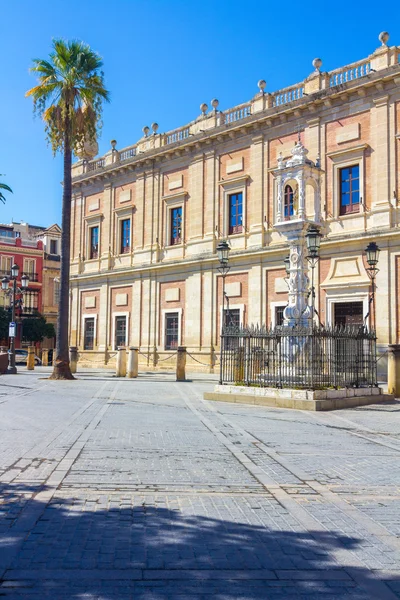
(1, 265, 29, 374)
(216, 240, 231, 384)
(364, 241, 380, 329)
(305, 226, 322, 327)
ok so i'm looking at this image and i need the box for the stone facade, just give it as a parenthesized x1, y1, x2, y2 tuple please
(69, 35, 400, 377)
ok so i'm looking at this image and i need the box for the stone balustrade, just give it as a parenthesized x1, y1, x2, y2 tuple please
(73, 38, 400, 178)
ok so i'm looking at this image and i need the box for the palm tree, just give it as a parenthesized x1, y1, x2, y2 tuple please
(26, 39, 109, 379)
(0, 178, 12, 204)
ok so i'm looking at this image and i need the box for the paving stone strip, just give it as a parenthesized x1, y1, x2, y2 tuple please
(178, 384, 400, 600)
(0, 381, 121, 579)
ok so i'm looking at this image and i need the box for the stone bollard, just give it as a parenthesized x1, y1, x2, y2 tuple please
(176, 346, 186, 381)
(42, 348, 49, 367)
(69, 346, 78, 374)
(388, 344, 400, 397)
(116, 346, 127, 377)
(127, 347, 139, 378)
(27, 347, 35, 370)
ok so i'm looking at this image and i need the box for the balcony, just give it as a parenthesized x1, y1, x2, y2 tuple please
(23, 272, 39, 283)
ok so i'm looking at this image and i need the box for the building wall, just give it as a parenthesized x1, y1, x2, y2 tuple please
(69, 41, 400, 378)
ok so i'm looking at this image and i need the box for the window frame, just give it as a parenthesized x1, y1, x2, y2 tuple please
(220, 176, 249, 238)
(170, 206, 183, 246)
(328, 144, 367, 219)
(1, 255, 13, 276)
(161, 308, 182, 350)
(89, 225, 99, 260)
(283, 184, 294, 221)
(111, 311, 129, 350)
(120, 218, 131, 254)
(83, 316, 96, 350)
(49, 239, 58, 255)
(228, 192, 243, 235)
(339, 165, 360, 215)
(163, 192, 186, 248)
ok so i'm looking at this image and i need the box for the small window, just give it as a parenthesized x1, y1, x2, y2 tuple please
(84, 318, 95, 350)
(339, 165, 360, 215)
(115, 316, 127, 348)
(228, 193, 243, 234)
(1, 255, 12, 276)
(120, 219, 131, 254)
(170, 207, 182, 246)
(50, 240, 58, 254)
(165, 313, 179, 349)
(275, 306, 285, 327)
(90, 226, 99, 259)
(284, 185, 294, 220)
(54, 279, 60, 305)
(223, 308, 241, 328)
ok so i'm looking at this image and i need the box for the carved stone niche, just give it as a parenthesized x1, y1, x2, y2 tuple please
(271, 140, 323, 229)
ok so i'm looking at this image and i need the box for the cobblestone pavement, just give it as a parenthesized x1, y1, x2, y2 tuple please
(0, 368, 400, 599)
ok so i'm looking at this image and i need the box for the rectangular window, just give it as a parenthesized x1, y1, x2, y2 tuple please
(23, 291, 39, 314)
(90, 226, 99, 259)
(334, 302, 363, 327)
(1, 255, 12, 276)
(223, 308, 241, 328)
(54, 279, 60, 305)
(165, 312, 179, 350)
(339, 165, 360, 215)
(50, 239, 58, 254)
(120, 219, 131, 254)
(84, 318, 95, 350)
(275, 306, 285, 327)
(228, 192, 243, 234)
(170, 207, 182, 246)
(115, 316, 127, 348)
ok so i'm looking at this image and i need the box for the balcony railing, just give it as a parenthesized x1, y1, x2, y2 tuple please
(224, 103, 251, 124)
(119, 147, 136, 161)
(272, 84, 305, 107)
(329, 60, 371, 87)
(166, 127, 191, 145)
(87, 158, 105, 172)
(23, 272, 39, 282)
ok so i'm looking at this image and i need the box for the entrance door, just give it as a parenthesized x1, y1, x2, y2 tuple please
(334, 302, 363, 327)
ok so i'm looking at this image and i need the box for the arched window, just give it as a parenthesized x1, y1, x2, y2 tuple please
(284, 185, 294, 220)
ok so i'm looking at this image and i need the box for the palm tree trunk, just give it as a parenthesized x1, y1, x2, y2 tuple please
(50, 130, 74, 380)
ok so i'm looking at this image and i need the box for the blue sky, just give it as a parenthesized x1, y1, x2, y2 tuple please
(0, 0, 398, 227)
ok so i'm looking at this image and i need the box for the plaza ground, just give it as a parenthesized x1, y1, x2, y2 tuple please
(0, 369, 400, 599)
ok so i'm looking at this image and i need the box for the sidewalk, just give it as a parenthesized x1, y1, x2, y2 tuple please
(0, 371, 399, 598)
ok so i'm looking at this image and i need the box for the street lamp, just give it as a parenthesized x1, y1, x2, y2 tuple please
(305, 226, 323, 327)
(364, 241, 380, 328)
(1, 264, 30, 374)
(216, 239, 231, 384)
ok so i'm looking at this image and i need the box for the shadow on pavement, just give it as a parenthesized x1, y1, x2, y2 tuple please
(0, 482, 399, 599)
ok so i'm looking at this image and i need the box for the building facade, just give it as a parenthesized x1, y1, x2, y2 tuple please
(0, 221, 61, 348)
(69, 34, 400, 377)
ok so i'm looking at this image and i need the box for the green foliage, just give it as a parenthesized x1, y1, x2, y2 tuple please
(0, 177, 12, 205)
(26, 39, 110, 155)
(22, 314, 55, 343)
(0, 307, 11, 340)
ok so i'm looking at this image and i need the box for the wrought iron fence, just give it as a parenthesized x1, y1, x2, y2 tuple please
(220, 324, 377, 389)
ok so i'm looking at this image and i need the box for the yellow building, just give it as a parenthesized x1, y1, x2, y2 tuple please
(69, 33, 400, 378)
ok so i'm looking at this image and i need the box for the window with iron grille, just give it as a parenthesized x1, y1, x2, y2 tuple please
(84, 318, 95, 350)
(284, 185, 294, 220)
(275, 305, 285, 326)
(223, 308, 241, 328)
(334, 302, 363, 327)
(54, 279, 60, 305)
(90, 226, 99, 259)
(120, 219, 131, 254)
(115, 316, 127, 348)
(165, 313, 179, 350)
(170, 207, 182, 246)
(228, 192, 243, 234)
(339, 165, 360, 215)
